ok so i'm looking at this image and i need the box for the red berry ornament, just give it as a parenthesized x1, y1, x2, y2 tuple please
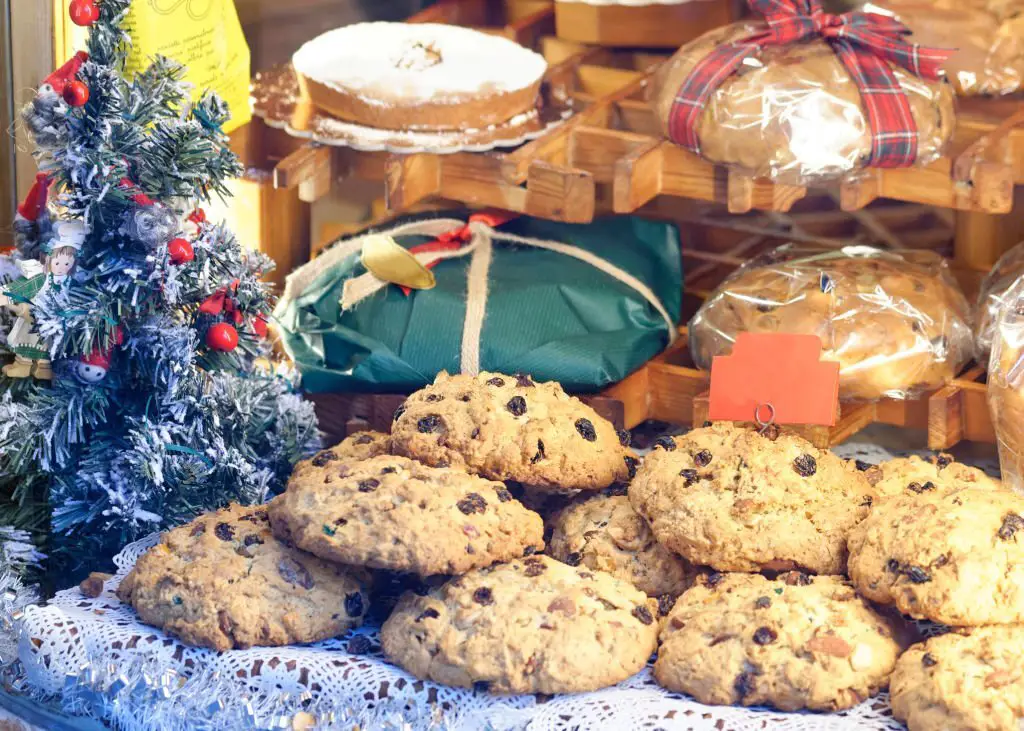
(69, 0, 100, 26)
(63, 80, 89, 107)
(252, 315, 268, 338)
(167, 237, 194, 265)
(206, 323, 239, 352)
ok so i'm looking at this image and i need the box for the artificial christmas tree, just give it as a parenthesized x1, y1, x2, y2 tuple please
(0, 0, 319, 580)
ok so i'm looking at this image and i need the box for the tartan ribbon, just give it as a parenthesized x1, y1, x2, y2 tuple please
(667, 0, 954, 168)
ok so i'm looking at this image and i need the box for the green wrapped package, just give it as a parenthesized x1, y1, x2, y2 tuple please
(274, 212, 682, 393)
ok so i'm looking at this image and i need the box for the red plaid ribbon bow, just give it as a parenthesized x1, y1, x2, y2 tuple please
(667, 0, 953, 168)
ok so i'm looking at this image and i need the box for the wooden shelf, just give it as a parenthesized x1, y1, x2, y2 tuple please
(553, 0, 735, 48)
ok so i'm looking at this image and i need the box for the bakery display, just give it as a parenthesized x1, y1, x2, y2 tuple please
(76, 370, 1024, 723)
(116, 504, 370, 651)
(882, 0, 1024, 97)
(650, 17, 955, 184)
(689, 245, 975, 401)
(628, 423, 874, 574)
(380, 555, 660, 694)
(656, 572, 902, 711)
(292, 22, 547, 132)
(890, 627, 1024, 731)
(868, 454, 1002, 498)
(269, 454, 544, 577)
(989, 272, 1024, 494)
(848, 487, 1024, 625)
(390, 371, 633, 491)
(547, 493, 696, 598)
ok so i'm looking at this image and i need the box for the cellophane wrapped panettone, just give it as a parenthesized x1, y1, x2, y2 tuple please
(988, 275, 1024, 494)
(975, 240, 1024, 359)
(882, 0, 1024, 96)
(650, 20, 956, 185)
(689, 245, 974, 400)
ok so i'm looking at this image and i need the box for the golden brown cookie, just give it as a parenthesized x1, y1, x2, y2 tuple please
(548, 493, 695, 598)
(390, 371, 633, 491)
(848, 488, 1024, 625)
(629, 424, 873, 574)
(651, 23, 954, 183)
(891, 627, 1024, 731)
(270, 455, 544, 577)
(869, 454, 1001, 498)
(117, 504, 369, 651)
(688, 246, 974, 401)
(655, 572, 903, 712)
(381, 555, 658, 694)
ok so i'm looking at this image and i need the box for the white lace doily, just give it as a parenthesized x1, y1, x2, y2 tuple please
(16, 429, 996, 730)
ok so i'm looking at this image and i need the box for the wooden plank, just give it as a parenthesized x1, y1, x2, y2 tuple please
(928, 384, 965, 451)
(601, 363, 651, 429)
(385, 154, 442, 212)
(272, 144, 335, 203)
(553, 0, 733, 48)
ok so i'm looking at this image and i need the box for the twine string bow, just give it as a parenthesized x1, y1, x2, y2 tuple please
(668, 0, 954, 168)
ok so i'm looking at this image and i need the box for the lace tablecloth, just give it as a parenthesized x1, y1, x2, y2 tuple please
(16, 432, 998, 730)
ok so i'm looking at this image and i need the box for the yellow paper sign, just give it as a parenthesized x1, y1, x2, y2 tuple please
(57, 0, 251, 133)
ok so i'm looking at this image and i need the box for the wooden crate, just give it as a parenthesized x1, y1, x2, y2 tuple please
(598, 200, 1000, 450)
(259, 14, 1024, 226)
(553, 0, 735, 48)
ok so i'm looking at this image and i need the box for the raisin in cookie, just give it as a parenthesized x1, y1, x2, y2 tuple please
(381, 555, 658, 694)
(548, 493, 695, 598)
(390, 371, 631, 491)
(869, 454, 1001, 499)
(891, 627, 1024, 731)
(655, 572, 902, 711)
(848, 488, 1024, 625)
(116, 504, 369, 651)
(629, 424, 873, 574)
(270, 455, 544, 577)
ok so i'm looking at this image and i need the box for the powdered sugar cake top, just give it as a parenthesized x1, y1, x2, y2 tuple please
(293, 22, 548, 106)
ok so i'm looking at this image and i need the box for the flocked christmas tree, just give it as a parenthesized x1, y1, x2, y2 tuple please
(0, 0, 319, 580)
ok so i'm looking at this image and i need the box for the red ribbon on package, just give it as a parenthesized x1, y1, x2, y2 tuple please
(708, 333, 840, 426)
(398, 210, 517, 296)
(667, 0, 954, 168)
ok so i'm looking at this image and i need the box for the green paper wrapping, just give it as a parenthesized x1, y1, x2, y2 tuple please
(274, 213, 683, 393)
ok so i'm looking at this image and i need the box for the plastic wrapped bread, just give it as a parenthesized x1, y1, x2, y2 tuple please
(976, 240, 1024, 359)
(988, 274, 1024, 493)
(689, 244, 975, 401)
(650, 22, 956, 185)
(881, 0, 1024, 97)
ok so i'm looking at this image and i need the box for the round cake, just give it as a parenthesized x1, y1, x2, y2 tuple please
(292, 22, 548, 132)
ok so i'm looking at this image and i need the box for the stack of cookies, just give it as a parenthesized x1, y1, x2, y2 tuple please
(114, 370, 1024, 728)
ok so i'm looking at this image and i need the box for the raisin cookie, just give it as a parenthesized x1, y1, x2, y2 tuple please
(381, 555, 658, 694)
(314, 431, 391, 464)
(390, 371, 632, 491)
(548, 493, 695, 598)
(270, 455, 544, 577)
(655, 572, 902, 711)
(891, 627, 1024, 731)
(117, 504, 369, 651)
(629, 424, 873, 574)
(869, 454, 1001, 498)
(848, 488, 1024, 625)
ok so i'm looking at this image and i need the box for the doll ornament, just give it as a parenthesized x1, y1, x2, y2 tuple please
(1, 221, 85, 380)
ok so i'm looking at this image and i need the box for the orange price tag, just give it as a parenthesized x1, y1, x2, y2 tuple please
(708, 333, 839, 426)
